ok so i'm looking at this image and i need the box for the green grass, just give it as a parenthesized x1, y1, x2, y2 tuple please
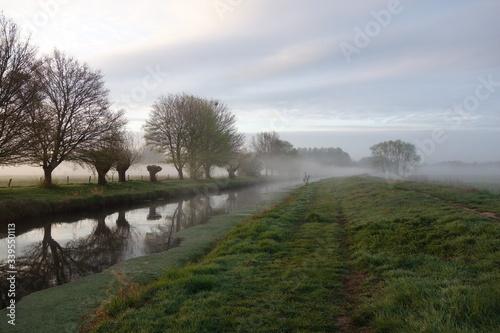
(0, 189, 280, 333)
(0, 174, 178, 188)
(395, 180, 500, 215)
(3, 175, 498, 332)
(0, 177, 259, 223)
(85, 182, 345, 332)
(85, 176, 500, 333)
(334, 176, 500, 332)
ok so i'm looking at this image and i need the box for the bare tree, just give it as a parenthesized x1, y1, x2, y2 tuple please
(0, 14, 40, 165)
(144, 94, 244, 180)
(370, 139, 421, 176)
(181, 96, 207, 179)
(144, 94, 195, 180)
(25, 50, 126, 186)
(115, 131, 144, 182)
(251, 131, 295, 176)
(225, 157, 240, 179)
(251, 131, 278, 176)
(198, 99, 244, 178)
(77, 131, 122, 186)
(237, 149, 262, 178)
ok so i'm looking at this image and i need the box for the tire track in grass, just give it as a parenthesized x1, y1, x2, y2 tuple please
(85, 181, 346, 332)
(415, 191, 500, 221)
(335, 197, 371, 333)
(397, 182, 500, 221)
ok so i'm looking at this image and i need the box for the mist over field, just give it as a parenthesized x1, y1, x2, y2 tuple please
(1, 1, 499, 187)
(2, 3, 500, 333)
(1, 3, 498, 153)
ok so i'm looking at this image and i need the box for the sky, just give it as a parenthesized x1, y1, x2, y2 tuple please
(2, 0, 500, 163)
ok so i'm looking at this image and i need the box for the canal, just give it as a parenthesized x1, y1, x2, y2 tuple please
(0, 180, 303, 308)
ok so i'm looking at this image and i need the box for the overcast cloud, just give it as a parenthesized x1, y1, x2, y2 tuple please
(2, 0, 499, 162)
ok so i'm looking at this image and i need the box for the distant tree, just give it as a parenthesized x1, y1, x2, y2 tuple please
(144, 94, 244, 180)
(370, 139, 421, 176)
(225, 150, 248, 179)
(270, 139, 298, 175)
(297, 147, 352, 167)
(357, 156, 376, 169)
(25, 50, 126, 187)
(115, 131, 144, 182)
(144, 94, 196, 180)
(251, 131, 296, 175)
(237, 150, 262, 178)
(251, 131, 279, 176)
(197, 100, 244, 178)
(225, 158, 239, 179)
(0, 14, 40, 165)
(251, 131, 277, 175)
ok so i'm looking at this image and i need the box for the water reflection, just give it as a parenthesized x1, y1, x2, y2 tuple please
(0, 180, 303, 307)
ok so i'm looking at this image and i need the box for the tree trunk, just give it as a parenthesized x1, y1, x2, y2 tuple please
(204, 164, 212, 179)
(97, 171, 107, 186)
(117, 169, 127, 182)
(42, 165, 54, 187)
(176, 167, 184, 180)
(227, 164, 239, 179)
(116, 211, 129, 228)
(147, 165, 162, 182)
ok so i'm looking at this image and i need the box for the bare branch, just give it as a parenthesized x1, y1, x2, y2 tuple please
(25, 49, 126, 186)
(0, 14, 40, 165)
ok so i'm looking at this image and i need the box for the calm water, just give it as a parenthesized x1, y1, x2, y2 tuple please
(0, 180, 302, 307)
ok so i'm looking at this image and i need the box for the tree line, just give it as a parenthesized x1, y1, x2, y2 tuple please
(0, 14, 136, 186)
(1, 14, 422, 186)
(143, 94, 244, 180)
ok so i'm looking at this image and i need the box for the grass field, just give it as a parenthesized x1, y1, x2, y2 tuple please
(82, 176, 500, 332)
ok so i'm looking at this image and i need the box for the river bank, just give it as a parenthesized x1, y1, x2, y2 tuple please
(0, 177, 263, 225)
(0, 179, 297, 332)
(85, 176, 500, 332)
(4, 176, 498, 332)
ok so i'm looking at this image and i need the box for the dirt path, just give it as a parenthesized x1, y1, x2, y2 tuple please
(419, 192, 500, 221)
(335, 199, 371, 333)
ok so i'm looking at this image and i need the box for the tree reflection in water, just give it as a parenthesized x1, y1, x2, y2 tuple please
(144, 194, 225, 254)
(0, 212, 134, 308)
(0, 183, 270, 308)
(144, 202, 183, 254)
(68, 213, 133, 272)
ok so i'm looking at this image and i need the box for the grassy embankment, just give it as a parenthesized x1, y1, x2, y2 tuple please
(0, 177, 289, 333)
(337, 178, 500, 332)
(0, 177, 259, 224)
(84, 176, 500, 333)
